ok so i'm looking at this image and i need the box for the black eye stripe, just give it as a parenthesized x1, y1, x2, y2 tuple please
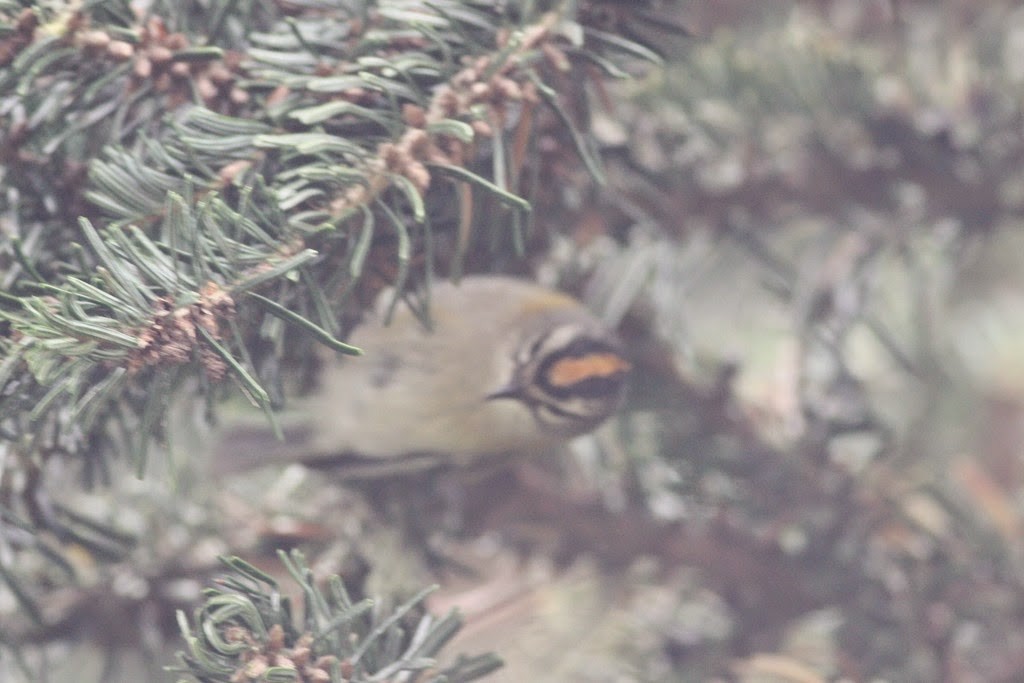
(491, 329, 628, 433)
(541, 336, 621, 366)
(534, 398, 588, 421)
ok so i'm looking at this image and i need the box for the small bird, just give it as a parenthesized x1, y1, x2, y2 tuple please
(216, 275, 630, 474)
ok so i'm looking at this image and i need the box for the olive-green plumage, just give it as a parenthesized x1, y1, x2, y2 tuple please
(217, 276, 629, 469)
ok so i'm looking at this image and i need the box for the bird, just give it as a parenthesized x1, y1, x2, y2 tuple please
(215, 275, 630, 475)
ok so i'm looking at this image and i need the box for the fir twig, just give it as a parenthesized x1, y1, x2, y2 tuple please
(171, 550, 502, 683)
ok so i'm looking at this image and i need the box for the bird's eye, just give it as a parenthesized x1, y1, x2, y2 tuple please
(534, 336, 631, 401)
(502, 327, 630, 435)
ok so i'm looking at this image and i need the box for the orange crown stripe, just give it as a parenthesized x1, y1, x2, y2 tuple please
(547, 353, 631, 388)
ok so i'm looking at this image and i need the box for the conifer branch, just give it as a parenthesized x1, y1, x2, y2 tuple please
(172, 551, 502, 683)
(0, 1, 669, 675)
(1, 0, 660, 472)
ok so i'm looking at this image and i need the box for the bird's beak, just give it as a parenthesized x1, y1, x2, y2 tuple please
(485, 384, 522, 401)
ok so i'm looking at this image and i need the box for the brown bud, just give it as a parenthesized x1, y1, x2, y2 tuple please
(380, 142, 402, 169)
(169, 61, 191, 78)
(242, 658, 269, 679)
(153, 72, 173, 92)
(405, 129, 431, 156)
(494, 76, 522, 100)
(145, 16, 167, 42)
(200, 345, 228, 382)
(291, 646, 311, 666)
(452, 69, 476, 88)
(267, 85, 291, 106)
(402, 103, 427, 128)
(307, 668, 330, 683)
(207, 62, 233, 84)
(521, 24, 549, 48)
(542, 42, 570, 72)
(80, 30, 111, 50)
(16, 8, 38, 34)
(196, 76, 218, 102)
(273, 656, 296, 670)
(165, 32, 188, 50)
(470, 81, 490, 100)
(218, 160, 253, 186)
(521, 80, 540, 104)
(471, 119, 493, 137)
(107, 40, 135, 61)
(433, 87, 459, 117)
(342, 87, 367, 103)
(343, 184, 367, 207)
(133, 56, 152, 79)
(405, 161, 431, 192)
(148, 45, 173, 64)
